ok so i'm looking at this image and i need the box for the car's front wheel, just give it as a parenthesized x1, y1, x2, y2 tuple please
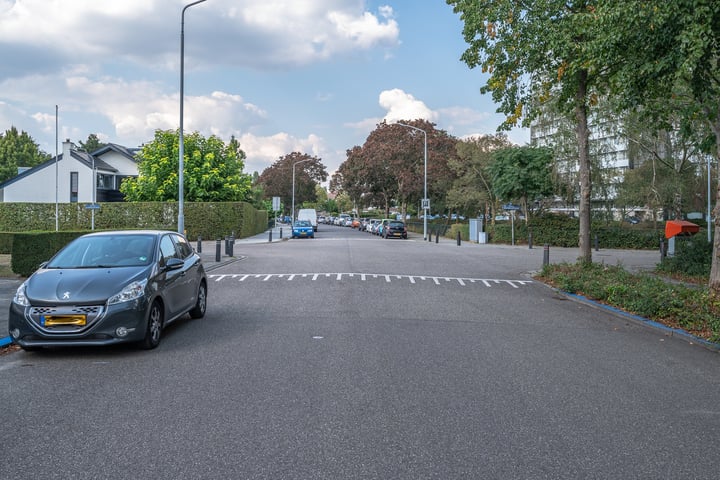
(189, 281, 207, 319)
(140, 300, 163, 349)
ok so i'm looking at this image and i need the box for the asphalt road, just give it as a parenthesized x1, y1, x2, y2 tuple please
(1, 225, 718, 479)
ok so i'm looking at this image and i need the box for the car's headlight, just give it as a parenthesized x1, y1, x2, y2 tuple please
(108, 279, 148, 305)
(13, 282, 29, 307)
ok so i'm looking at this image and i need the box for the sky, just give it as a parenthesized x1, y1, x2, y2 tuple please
(0, 0, 529, 179)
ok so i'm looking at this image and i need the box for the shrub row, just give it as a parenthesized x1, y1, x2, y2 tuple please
(538, 262, 720, 343)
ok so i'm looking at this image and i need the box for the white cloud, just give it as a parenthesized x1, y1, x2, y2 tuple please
(238, 132, 327, 174)
(380, 88, 438, 123)
(0, 1, 400, 74)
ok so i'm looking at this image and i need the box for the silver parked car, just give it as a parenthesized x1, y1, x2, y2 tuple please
(8, 230, 207, 351)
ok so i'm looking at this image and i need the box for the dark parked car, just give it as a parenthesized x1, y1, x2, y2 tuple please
(384, 220, 408, 239)
(8, 230, 207, 351)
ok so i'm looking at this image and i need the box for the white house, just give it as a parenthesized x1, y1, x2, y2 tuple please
(0, 140, 139, 203)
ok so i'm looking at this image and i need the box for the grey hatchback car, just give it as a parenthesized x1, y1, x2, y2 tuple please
(8, 230, 207, 351)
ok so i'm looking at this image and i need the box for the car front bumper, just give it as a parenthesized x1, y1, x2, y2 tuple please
(8, 296, 152, 348)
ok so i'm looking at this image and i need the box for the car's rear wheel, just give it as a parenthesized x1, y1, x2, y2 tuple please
(141, 300, 163, 349)
(189, 281, 207, 319)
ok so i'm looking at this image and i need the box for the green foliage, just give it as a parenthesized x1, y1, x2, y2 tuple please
(257, 152, 328, 214)
(658, 238, 713, 278)
(0, 202, 267, 242)
(0, 233, 14, 254)
(487, 214, 660, 249)
(0, 126, 50, 184)
(78, 134, 105, 153)
(539, 262, 720, 341)
(11, 231, 88, 277)
(490, 146, 554, 214)
(121, 130, 252, 202)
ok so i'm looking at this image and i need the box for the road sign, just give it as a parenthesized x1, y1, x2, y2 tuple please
(272, 196, 281, 211)
(502, 203, 520, 211)
(85, 203, 101, 210)
(421, 198, 430, 210)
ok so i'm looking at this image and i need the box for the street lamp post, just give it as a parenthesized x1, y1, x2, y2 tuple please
(178, 0, 207, 234)
(292, 159, 313, 223)
(397, 122, 428, 240)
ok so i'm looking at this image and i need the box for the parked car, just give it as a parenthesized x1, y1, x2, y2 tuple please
(292, 220, 315, 239)
(376, 219, 392, 236)
(383, 220, 408, 239)
(365, 219, 379, 233)
(8, 230, 207, 351)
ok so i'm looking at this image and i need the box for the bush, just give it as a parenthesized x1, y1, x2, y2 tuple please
(657, 237, 712, 278)
(538, 262, 720, 342)
(486, 213, 662, 249)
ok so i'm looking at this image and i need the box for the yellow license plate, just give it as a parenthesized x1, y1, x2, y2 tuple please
(43, 315, 87, 326)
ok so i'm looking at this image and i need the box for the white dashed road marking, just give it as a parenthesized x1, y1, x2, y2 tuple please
(209, 273, 532, 288)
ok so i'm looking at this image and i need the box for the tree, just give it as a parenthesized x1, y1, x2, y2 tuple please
(335, 120, 458, 218)
(593, 0, 720, 292)
(448, 0, 610, 263)
(120, 129, 252, 202)
(446, 134, 514, 219)
(0, 127, 50, 184)
(490, 146, 554, 221)
(78, 134, 105, 153)
(256, 152, 328, 215)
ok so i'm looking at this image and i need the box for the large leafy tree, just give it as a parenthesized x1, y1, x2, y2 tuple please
(446, 134, 513, 219)
(0, 127, 50, 183)
(121, 129, 252, 202)
(335, 120, 458, 218)
(448, 0, 608, 263)
(256, 152, 328, 215)
(490, 146, 554, 221)
(593, 0, 720, 292)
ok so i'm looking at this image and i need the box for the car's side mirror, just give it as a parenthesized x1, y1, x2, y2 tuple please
(164, 258, 184, 271)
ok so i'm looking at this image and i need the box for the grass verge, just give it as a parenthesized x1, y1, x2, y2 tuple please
(536, 262, 720, 343)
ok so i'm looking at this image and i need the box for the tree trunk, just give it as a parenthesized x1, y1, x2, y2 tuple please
(707, 114, 720, 295)
(575, 69, 592, 264)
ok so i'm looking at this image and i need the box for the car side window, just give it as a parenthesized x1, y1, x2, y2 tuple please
(173, 234, 193, 259)
(159, 235, 179, 264)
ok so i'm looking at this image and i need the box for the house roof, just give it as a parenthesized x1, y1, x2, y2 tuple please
(0, 142, 140, 190)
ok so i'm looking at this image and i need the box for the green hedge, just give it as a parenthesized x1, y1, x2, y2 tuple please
(11, 231, 88, 277)
(0, 201, 269, 276)
(480, 214, 661, 249)
(0, 202, 268, 241)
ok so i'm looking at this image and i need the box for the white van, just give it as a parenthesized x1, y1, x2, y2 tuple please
(297, 208, 318, 231)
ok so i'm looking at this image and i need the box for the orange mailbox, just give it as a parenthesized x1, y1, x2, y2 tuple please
(665, 220, 699, 239)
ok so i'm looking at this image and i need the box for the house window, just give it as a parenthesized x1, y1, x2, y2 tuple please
(70, 171, 78, 202)
(97, 173, 114, 190)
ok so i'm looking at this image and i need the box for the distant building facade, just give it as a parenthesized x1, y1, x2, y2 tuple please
(0, 140, 139, 203)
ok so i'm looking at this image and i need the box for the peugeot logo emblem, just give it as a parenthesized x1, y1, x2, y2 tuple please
(62, 291, 70, 299)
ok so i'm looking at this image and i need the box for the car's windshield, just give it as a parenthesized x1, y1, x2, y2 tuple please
(47, 234, 155, 269)
(294, 221, 311, 227)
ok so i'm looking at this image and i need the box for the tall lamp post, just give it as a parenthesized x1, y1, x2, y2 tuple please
(292, 158, 312, 223)
(397, 122, 428, 240)
(178, 0, 207, 234)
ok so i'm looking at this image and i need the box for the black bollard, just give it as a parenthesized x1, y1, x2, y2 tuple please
(269, 230, 273, 243)
(225, 236, 230, 255)
(543, 243, 550, 267)
(228, 235, 234, 257)
(280, 228, 283, 239)
(594, 234, 599, 251)
(436, 230, 439, 243)
(528, 231, 533, 249)
(456, 231, 461, 246)
(215, 239, 221, 262)
(197, 236, 202, 253)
